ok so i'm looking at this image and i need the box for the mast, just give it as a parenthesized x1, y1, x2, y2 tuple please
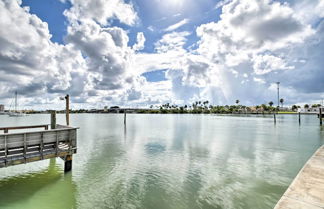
(15, 91, 17, 113)
(276, 82, 280, 109)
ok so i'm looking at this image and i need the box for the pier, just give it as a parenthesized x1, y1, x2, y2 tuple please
(275, 145, 324, 209)
(0, 124, 78, 172)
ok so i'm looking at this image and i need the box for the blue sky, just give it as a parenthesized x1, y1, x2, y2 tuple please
(0, 0, 323, 109)
(20, 0, 222, 86)
(21, 0, 221, 52)
(21, 0, 71, 44)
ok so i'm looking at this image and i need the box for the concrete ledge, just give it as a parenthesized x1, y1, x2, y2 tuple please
(274, 145, 324, 209)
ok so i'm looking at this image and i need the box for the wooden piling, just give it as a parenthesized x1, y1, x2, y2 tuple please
(274, 113, 276, 124)
(65, 94, 70, 126)
(124, 110, 126, 125)
(64, 155, 72, 172)
(51, 111, 56, 130)
(298, 112, 301, 125)
(320, 108, 323, 126)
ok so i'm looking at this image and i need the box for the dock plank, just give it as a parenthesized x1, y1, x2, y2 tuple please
(274, 145, 324, 209)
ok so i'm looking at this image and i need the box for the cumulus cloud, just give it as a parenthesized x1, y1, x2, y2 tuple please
(66, 21, 135, 91)
(132, 0, 323, 105)
(182, 0, 321, 104)
(197, 0, 314, 63)
(252, 54, 294, 75)
(64, 0, 138, 26)
(0, 0, 143, 108)
(132, 32, 146, 51)
(155, 31, 190, 53)
(0, 0, 86, 100)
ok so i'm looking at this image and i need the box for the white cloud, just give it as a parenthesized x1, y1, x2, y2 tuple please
(133, 0, 323, 105)
(0, 0, 86, 99)
(155, 31, 190, 53)
(164, 19, 189, 32)
(252, 54, 294, 75)
(147, 26, 154, 31)
(64, 0, 138, 26)
(0, 0, 143, 108)
(253, 77, 266, 84)
(197, 0, 314, 64)
(132, 32, 146, 51)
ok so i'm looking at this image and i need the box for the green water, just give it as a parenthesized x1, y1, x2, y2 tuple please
(0, 114, 323, 209)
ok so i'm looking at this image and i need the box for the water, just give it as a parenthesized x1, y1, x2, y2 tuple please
(0, 114, 323, 209)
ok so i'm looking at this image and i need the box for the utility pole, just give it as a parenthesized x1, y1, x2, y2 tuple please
(276, 82, 280, 109)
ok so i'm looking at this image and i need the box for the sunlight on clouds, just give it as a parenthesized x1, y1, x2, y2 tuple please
(162, 0, 185, 9)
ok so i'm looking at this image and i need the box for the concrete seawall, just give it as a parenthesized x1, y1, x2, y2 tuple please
(274, 145, 324, 209)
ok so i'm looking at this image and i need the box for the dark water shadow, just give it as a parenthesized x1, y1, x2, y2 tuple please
(0, 159, 77, 208)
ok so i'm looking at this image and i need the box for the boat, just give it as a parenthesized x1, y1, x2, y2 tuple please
(9, 91, 27, 117)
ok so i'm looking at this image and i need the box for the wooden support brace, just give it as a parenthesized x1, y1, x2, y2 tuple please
(23, 133, 27, 163)
(56, 131, 59, 155)
(40, 133, 44, 160)
(4, 135, 7, 166)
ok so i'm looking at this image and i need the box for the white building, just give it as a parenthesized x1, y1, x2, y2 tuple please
(298, 106, 323, 113)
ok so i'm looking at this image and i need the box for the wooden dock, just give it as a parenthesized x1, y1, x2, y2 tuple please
(274, 145, 324, 209)
(0, 124, 77, 172)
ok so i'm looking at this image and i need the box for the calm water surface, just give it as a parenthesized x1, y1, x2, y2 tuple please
(0, 114, 323, 209)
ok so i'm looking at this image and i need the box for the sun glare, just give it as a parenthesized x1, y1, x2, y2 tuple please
(163, 0, 185, 9)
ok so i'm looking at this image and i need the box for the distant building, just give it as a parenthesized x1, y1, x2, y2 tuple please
(298, 106, 323, 113)
(0, 104, 4, 112)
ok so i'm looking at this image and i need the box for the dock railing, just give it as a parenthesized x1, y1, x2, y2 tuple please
(0, 124, 49, 133)
(0, 124, 78, 171)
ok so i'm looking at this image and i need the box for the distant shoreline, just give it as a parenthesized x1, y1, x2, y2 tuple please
(17, 112, 318, 115)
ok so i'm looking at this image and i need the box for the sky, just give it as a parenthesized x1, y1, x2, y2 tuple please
(0, 0, 323, 110)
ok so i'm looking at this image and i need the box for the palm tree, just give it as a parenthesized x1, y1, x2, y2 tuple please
(292, 105, 298, 111)
(280, 98, 284, 107)
(304, 104, 309, 109)
(269, 101, 274, 107)
(235, 99, 240, 105)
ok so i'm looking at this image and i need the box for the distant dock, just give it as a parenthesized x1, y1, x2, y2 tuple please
(274, 145, 324, 209)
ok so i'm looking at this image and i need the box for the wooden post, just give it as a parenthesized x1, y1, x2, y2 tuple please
(320, 108, 323, 126)
(65, 94, 70, 126)
(298, 112, 301, 125)
(124, 110, 126, 125)
(51, 111, 56, 129)
(274, 113, 276, 124)
(64, 155, 72, 172)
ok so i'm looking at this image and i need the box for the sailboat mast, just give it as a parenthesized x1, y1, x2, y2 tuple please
(15, 91, 17, 113)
